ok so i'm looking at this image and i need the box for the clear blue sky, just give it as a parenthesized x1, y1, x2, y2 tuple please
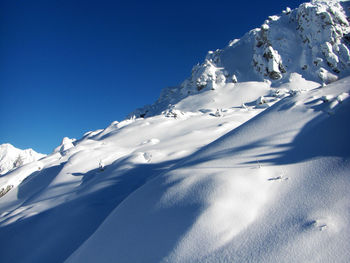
(0, 0, 305, 154)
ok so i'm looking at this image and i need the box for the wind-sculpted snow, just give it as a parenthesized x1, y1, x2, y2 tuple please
(1, 1, 350, 262)
(67, 76, 350, 263)
(0, 87, 267, 262)
(2, 77, 345, 263)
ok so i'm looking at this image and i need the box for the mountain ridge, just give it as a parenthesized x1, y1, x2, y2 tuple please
(130, 0, 350, 118)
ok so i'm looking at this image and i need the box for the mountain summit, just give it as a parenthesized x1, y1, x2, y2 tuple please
(131, 0, 350, 118)
(1, 1, 350, 262)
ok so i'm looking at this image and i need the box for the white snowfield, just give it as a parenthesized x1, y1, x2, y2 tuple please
(1, 1, 350, 263)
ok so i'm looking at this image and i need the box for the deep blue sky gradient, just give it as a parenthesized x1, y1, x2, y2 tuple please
(1, 0, 305, 153)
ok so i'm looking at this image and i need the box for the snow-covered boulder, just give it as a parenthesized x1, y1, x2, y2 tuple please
(296, 0, 350, 76)
(54, 137, 75, 155)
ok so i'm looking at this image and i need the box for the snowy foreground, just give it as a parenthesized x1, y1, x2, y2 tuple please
(1, 77, 349, 262)
(1, 1, 350, 262)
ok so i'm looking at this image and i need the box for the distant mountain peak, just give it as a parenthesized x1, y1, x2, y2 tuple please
(0, 143, 46, 175)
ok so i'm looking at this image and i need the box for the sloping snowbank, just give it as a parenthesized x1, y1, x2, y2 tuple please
(1, 1, 349, 262)
(67, 78, 350, 263)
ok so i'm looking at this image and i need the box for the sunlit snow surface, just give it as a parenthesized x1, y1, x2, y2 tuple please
(0, 76, 349, 262)
(0, 144, 45, 176)
(1, 1, 350, 262)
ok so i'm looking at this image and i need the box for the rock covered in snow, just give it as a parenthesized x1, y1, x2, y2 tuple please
(54, 137, 76, 155)
(295, 0, 350, 80)
(0, 143, 46, 175)
(253, 20, 286, 80)
(253, 0, 350, 81)
(162, 106, 185, 119)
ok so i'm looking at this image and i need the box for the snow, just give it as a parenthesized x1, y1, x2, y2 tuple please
(0, 144, 45, 176)
(65, 76, 350, 263)
(53, 137, 76, 155)
(1, 1, 350, 262)
(130, 0, 350, 119)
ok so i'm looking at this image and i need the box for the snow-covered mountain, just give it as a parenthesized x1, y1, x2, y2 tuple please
(1, 1, 350, 263)
(131, 0, 350, 118)
(0, 144, 45, 176)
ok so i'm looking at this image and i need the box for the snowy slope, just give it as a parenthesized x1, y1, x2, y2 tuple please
(0, 1, 350, 263)
(67, 77, 350, 263)
(0, 144, 45, 176)
(0, 78, 277, 262)
(1, 76, 348, 263)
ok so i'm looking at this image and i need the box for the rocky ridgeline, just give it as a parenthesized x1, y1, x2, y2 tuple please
(130, 0, 350, 118)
